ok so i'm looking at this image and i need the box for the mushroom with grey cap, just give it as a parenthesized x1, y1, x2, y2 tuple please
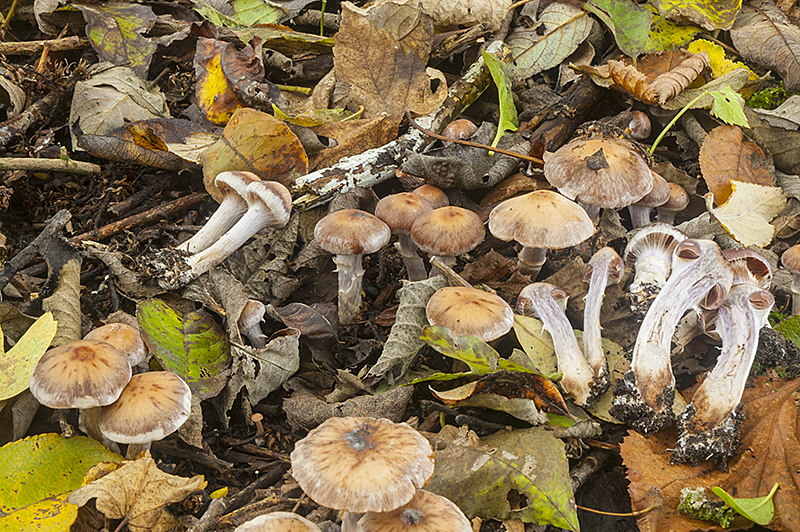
(782, 244, 800, 314)
(375, 193, 433, 281)
(582, 247, 624, 387)
(426, 286, 514, 342)
(314, 210, 391, 324)
(410, 207, 484, 275)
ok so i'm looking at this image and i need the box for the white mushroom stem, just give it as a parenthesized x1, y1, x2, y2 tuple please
(335, 253, 365, 324)
(176, 194, 248, 254)
(517, 283, 597, 407)
(791, 274, 800, 315)
(125, 442, 151, 460)
(628, 205, 653, 228)
(518, 247, 546, 278)
(583, 248, 623, 384)
(241, 322, 267, 349)
(672, 284, 773, 469)
(657, 208, 678, 225)
(80, 407, 120, 453)
(396, 235, 427, 281)
(613, 239, 733, 434)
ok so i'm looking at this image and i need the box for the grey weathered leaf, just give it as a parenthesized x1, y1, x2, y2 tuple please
(744, 106, 800, 176)
(228, 328, 300, 406)
(371, 0, 512, 32)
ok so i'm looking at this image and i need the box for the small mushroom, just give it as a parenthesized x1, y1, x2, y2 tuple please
(235, 512, 321, 532)
(781, 244, 800, 314)
(426, 286, 514, 342)
(177, 171, 259, 254)
(442, 119, 478, 140)
(656, 183, 689, 224)
(410, 207, 484, 274)
(582, 247, 624, 386)
(671, 284, 774, 469)
(488, 190, 595, 278)
(611, 239, 734, 434)
(290, 417, 435, 513)
(84, 323, 148, 367)
(238, 300, 267, 348)
(627, 170, 670, 228)
(375, 193, 433, 281)
(517, 283, 600, 407)
(99, 371, 192, 459)
(412, 185, 449, 209)
(355, 490, 471, 532)
(314, 210, 391, 324)
(626, 110, 651, 139)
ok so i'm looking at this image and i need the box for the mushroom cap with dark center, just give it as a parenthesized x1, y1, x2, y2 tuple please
(426, 286, 514, 341)
(99, 371, 192, 444)
(30, 340, 132, 409)
(412, 185, 449, 209)
(722, 247, 773, 289)
(84, 323, 147, 367)
(488, 190, 594, 249)
(290, 416, 435, 513)
(410, 207, 485, 257)
(375, 193, 434, 235)
(315, 209, 391, 255)
(355, 490, 471, 532)
(544, 136, 653, 208)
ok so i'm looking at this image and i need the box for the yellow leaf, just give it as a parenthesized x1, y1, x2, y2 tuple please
(705, 181, 786, 247)
(687, 39, 757, 81)
(0, 312, 58, 401)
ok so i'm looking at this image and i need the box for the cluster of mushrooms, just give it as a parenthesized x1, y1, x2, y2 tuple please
(28, 322, 192, 458)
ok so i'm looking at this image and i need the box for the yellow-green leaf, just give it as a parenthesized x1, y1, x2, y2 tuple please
(0, 313, 57, 401)
(652, 0, 741, 31)
(584, 0, 652, 58)
(643, 15, 701, 54)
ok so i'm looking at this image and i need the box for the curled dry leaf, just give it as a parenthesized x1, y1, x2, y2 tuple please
(705, 181, 785, 247)
(608, 51, 710, 105)
(372, 0, 512, 32)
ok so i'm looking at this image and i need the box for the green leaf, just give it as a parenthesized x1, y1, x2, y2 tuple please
(482, 49, 518, 148)
(652, 0, 741, 31)
(513, 315, 557, 374)
(191, 0, 243, 28)
(0, 434, 121, 531)
(232, 0, 287, 26)
(643, 12, 702, 54)
(710, 86, 749, 127)
(137, 299, 231, 399)
(0, 313, 57, 401)
(774, 314, 800, 349)
(584, 0, 652, 58)
(712, 483, 778, 525)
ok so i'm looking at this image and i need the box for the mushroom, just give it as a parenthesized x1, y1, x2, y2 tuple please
(722, 247, 773, 289)
(611, 239, 734, 434)
(543, 128, 653, 222)
(623, 223, 687, 316)
(656, 183, 690, 224)
(781, 244, 800, 314)
(177, 171, 259, 254)
(412, 185, 449, 209)
(442, 119, 478, 140)
(235, 512, 321, 532)
(29, 340, 132, 447)
(314, 210, 391, 324)
(238, 299, 267, 348)
(516, 283, 600, 407)
(426, 286, 514, 342)
(488, 190, 595, 279)
(290, 417, 435, 513)
(187, 181, 292, 276)
(410, 206, 484, 274)
(627, 170, 670, 228)
(99, 371, 192, 459)
(671, 284, 774, 469)
(375, 193, 433, 281)
(355, 490, 471, 532)
(84, 323, 148, 367)
(582, 247, 624, 386)
(626, 110, 651, 139)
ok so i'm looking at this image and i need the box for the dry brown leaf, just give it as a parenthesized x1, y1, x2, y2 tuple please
(608, 51, 710, 105)
(699, 125, 775, 205)
(621, 377, 800, 532)
(67, 451, 207, 532)
(372, 0, 512, 32)
(744, 106, 800, 176)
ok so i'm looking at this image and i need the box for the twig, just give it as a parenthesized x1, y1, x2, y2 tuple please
(429, 257, 472, 288)
(150, 440, 234, 473)
(0, 208, 70, 292)
(0, 156, 101, 175)
(577, 504, 660, 517)
(0, 90, 61, 147)
(0, 36, 90, 55)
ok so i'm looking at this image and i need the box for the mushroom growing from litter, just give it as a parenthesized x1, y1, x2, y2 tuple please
(516, 283, 600, 407)
(488, 190, 595, 278)
(626, 110, 651, 139)
(235, 512, 321, 532)
(238, 299, 267, 348)
(355, 490, 471, 532)
(177, 171, 260, 254)
(29, 340, 132, 446)
(375, 192, 433, 281)
(656, 183, 689, 224)
(611, 239, 734, 434)
(187, 180, 292, 276)
(99, 371, 192, 459)
(412, 185, 448, 209)
(290, 416, 435, 513)
(582, 247, 624, 386)
(314, 209, 391, 324)
(781, 244, 800, 314)
(84, 323, 148, 367)
(627, 170, 670, 228)
(442, 119, 478, 140)
(426, 286, 514, 342)
(410, 206, 484, 274)
(671, 284, 774, 470)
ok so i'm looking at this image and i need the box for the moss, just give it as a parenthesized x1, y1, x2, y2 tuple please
(678, 487, 737, 528)
(747, 82, 796, 110)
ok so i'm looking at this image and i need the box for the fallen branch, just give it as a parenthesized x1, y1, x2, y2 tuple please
(0, 208, 70, 292)
(0, 156, 100, 175)
(0, 36, 88, 55)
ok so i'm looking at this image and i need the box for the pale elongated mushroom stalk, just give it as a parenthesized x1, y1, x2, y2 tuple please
(375, 193, 433, 281)
(611, 239, 734, 434)
(671, 284, 773, 469)
(624, 223, 687, 316)
(177, 171, 259, 254)
(517, 283, 600, 407)
(582, 247, 624, 386)
(781, 244, 800, 314)
(627, 170, 670, 228)
(187, 181, 292, 276)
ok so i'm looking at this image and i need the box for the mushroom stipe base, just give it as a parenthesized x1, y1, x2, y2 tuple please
(627, 282, 660, 320)
(609, 370, 676, 435)
(671, 403, 744, 472)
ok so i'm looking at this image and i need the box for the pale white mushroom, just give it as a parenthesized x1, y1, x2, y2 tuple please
(582, 247, 624, 386)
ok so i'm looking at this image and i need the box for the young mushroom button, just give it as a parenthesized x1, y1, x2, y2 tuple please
(656, 183, 689, 224)
(314, 209, 391, 324)
(410, 207, 484, 275)
(628, 170, 670, 228)
(412, 185, 449, 209)
(426, 286, 514, 342)
(375, 193, 433, 281)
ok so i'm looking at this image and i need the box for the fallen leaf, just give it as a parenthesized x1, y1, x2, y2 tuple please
(607, 51, 710, 105)
(235, 26, 334, 56)
(0, 313, 57, 401)
(585, 0, 651, 59)
(651, 0, 741, 30)
(643, 14, 701, 54)
(271, 302, 338, 370)
(705, 181, 786, 247)
(231, 328, 301, 405)
(744, 106, 800, 176)
(307, 114, 402, 171)
(687, 39, 757, 81)
(699, 125, 774, 204)
(660, 67, 752, 110)
(373, 0, 512, 32)
(68, 451, 206, 532)
(483, 48, 518, 147)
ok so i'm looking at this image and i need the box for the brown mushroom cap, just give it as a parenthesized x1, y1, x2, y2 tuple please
(290, 417, 435, 513)
(375, 193, 434, 235)
(442, 119, 478, 140)
(84, 323, 147, 367)
(782, 244, 800, 275)
(355, 490, 471, 532)
(247, 180, 293, 229)
(29, 340, 132, 409)
(213, 171, 260, 202)
(426, 286, 514, 341)
(315, 209, 391, 255)
(234, 512, 321, 532)
(99, 371, 191, 444)
(543, 136, 652, 208)
(488, 190, 594, 249)
(661, 182, 690, 211)
(410, 207, 484, 257)
(635, 170, 671, 208)
(412, 185, 449, 209)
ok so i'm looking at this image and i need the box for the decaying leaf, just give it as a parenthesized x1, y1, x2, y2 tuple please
(643, 15, 701, 54)
(745, 106, 800, 176)
(372, 0, 512, 32)
(651, 0, 741, 30)
(68, 451, 206, 532)
(584, 0, 651, 59)
(660, 67, 752, 111)
(608, 51, 710, 105)
(706, 181, 786, 247)
(699, 125, 774, 204)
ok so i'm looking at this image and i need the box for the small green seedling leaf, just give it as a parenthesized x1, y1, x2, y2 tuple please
(482, 49, 518, 149)
(712, 483, 778, 526)
(710, 86, 749, 127)
(584, 0, 652, 59)
(0, 312, 58, 401)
